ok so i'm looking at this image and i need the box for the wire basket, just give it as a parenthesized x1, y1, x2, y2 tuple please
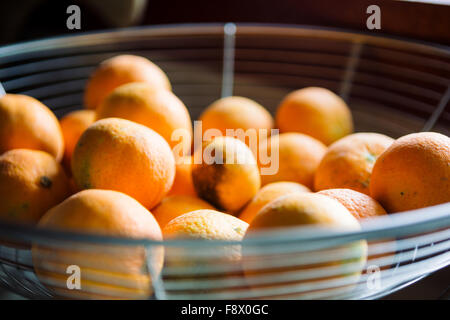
(0, 24, 449, 300)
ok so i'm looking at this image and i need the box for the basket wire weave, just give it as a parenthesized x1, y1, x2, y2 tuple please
(0, 23, 449, 300)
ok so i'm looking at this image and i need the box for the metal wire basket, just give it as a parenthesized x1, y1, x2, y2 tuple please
(0, 24, 449, 300)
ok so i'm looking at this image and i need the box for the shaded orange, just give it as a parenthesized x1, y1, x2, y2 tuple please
(191, 137, 261, 214)
(0, 149, 70, 224)
(168, 156, 197, 197)
(59, 109, 96, 173)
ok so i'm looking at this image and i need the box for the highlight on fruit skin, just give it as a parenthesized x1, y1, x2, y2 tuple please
(258, 132, 327, 189)
(276, 87, 353, 145)
(370, 132, 450, 213)
(59, 109, 96, 173)
(239, 181, 311, 224)
(0, 149, 70, 225)
(163, 209, 249, 272)
(0, 94, 64, 161)
(153, 195, 216, 228)
(199, 96, 274, 153)
(84, 54, 171, 110)
(314, 133, 394, 195)
(242, 192, 367, 297)
(191, 136, 261, 215)
(71, 117, 175, 209)
(31, 189, 163, 300)
(96, 82, 192, 154)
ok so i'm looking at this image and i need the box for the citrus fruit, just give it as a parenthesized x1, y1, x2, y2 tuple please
(258, 132, 327, 188)
(32, 189, 163, 299)
(0, 149, 70, 225)
(84, 54, 171, 110)
(168, 155, 197, 197)
(191, 136, 261, 214)
(314, 133, 394, 195)
(276, 87, 353, 145)
(163, 209, 248, 276)
(318, 188, 395, 271)
(59, 109, 96, 172)
(0, 94, 64, 161)
(370, 132, 450, 213)
(243, 192, 367, 298)
(71, 118, 175, 209)
(153, 195, 215, 228)
(96, 82, 192, 154)
(199, 96, 274, 154)
(318, 188, 387, 220)
(239, 181, 310, 224)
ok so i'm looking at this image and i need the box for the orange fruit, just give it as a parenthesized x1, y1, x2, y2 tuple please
(59, 109, 96, 172)
(168, 156, 197, 197)
(153, 195, 215, 228)
(71, 118, 175, 209)
(163, 209, 248, 273)
(276, 87, 353, 145)
(96, 82, 192, 154)
(258, 132, 327, 188)
(314, 133, 394, 195)
(163, 209, 248, 242)
(68, 177, 79, 195)
(0, 94, 64, 161)
(239, 181, 311, 224)
(192, 136, 261, 214)
(0, 149, 70, 225)
(318, 188, 394, 271)
(32, 189, 163, 299)
(198, 96, 274, 154)
(84, 54, 171, 110)
(243, 193, 367, 298)
(318, 188, 387, 220)
(370, 132, 450, 213)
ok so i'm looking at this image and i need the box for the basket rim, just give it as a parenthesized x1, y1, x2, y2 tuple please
(0, 202, 448, 247)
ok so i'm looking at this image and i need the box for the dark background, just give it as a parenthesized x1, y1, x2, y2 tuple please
(0, 0, 448, 300)
(0, 0, 449, 46)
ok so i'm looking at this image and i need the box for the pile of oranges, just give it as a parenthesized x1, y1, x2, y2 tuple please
(0, 54, 449, 299)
